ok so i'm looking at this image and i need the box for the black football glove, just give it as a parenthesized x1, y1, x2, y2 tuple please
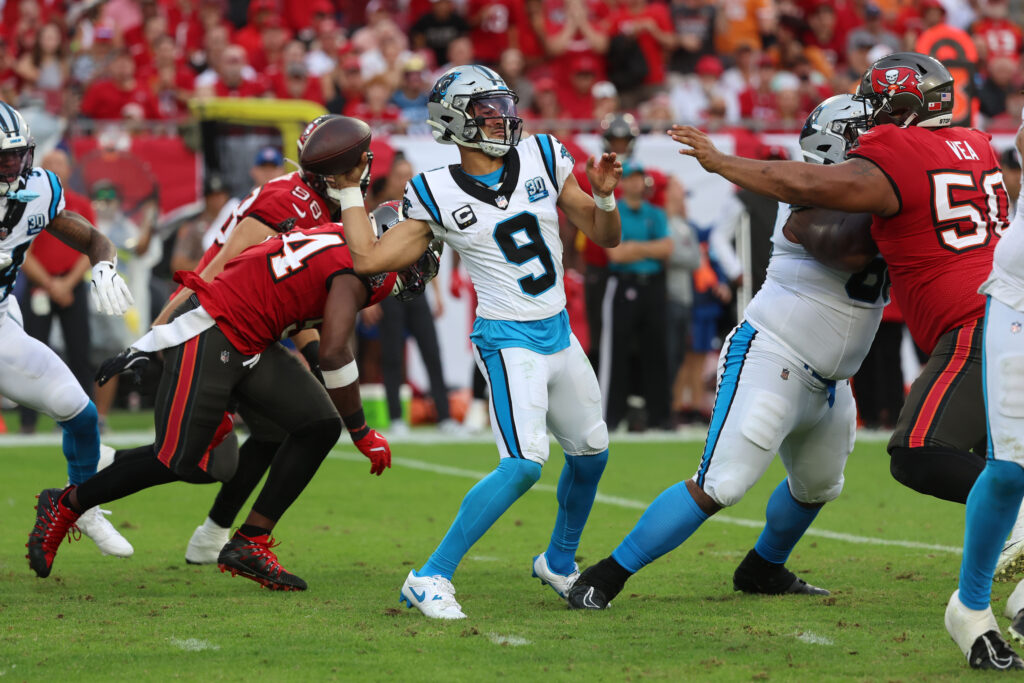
(95, 348, 155, 386)
(299, 340, 325, 386)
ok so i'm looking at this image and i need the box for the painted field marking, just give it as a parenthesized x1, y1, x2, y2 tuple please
(0, 431, 958, 554)
(487, 633, 532, 646)
(169, 637, 221, 652)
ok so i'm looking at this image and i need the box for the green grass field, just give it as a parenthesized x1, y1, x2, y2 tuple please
(0, 415, 1000, 681)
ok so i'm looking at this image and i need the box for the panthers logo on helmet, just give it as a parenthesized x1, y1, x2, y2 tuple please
(430, 72, 460, 103)
(871, 66, 924, 101)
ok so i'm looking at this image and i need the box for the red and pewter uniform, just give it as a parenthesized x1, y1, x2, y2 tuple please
(150, 223, 397, 477)
(848, 124, 1009, 355)
(171, 171, 334, 298)
(848, 123, 1011, 453)
(176, 223, 397, 355)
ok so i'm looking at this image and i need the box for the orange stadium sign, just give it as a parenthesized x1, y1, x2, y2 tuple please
(915, 25, 979, 128)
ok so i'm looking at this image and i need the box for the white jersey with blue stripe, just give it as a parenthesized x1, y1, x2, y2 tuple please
(404, 134, 574, 324)
(980, 189, 1024, 312)
(0, 167, 66, 317)
(742, 203, 886, 380)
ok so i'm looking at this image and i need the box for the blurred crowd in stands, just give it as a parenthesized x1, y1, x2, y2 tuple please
(4, 0, 1024, 436)
(0, 0, 1020, 132)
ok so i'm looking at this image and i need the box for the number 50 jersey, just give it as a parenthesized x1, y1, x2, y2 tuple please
(403, 134, 574, 322)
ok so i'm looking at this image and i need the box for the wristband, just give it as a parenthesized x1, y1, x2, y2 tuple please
(338, 187, 364, 211)
(343, 408, 370, 440)
(322, 359, 359, 389)
(593, 193, 616, 212)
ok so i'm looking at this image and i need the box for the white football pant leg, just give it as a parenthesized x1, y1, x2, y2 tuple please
(547, 335, 608, 456)
(0, 301, 89, 421)
(473, 345, 552, 465)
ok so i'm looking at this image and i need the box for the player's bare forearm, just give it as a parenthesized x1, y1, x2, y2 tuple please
(559, 172, 621, 248)
(153, 289, 191, 326)
(47, 210, 117, 264)
(669, 126, 898, 215)
(784, 209, 878, 273)
(321, 274, 364, 416)
(346, 209, 433, 275)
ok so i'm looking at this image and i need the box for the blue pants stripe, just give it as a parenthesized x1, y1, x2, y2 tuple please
(696, 322, 756, 487)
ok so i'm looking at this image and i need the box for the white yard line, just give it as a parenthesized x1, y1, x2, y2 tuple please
(1, 429, 958, 554)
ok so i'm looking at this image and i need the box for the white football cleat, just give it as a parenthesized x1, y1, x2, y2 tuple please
(946, 590, 999, 658)
(399, 570, 466, 619)
(532, 552, 579, 599)
(995, 506, 1024, 582)
(77, 506, 134, 557)
(97, 444, 116, 471)
(185, 518, 231, 565)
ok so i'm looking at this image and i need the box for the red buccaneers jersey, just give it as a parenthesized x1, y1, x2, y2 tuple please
(175, 224, 398, 355)
(847, 124, 1010, 354)
(172, 172, 334, 297)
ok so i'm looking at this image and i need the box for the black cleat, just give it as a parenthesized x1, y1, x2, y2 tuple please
(566, 557, 630, 610)
(217, 532, 307, 591)
(967, 631, 1024, 670)
(732, 548, 830, 596)
(567, 584, 612, 610)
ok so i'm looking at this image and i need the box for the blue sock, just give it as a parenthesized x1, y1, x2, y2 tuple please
(611, 481, 708, 574)
(58, 401, 100, 486)
(419, 458, 542, 580)
(546, 449, 608, 574)
(753, 479, 822, 564)
(959, 459, 1024, 610)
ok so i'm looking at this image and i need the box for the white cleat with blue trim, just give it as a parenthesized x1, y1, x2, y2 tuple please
(399, 570, 467, 619)
(531, 552, 579, 599)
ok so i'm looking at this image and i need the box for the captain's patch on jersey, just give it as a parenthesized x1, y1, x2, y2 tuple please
(453, 204, 477, 229)
(525, 177, 549, 203)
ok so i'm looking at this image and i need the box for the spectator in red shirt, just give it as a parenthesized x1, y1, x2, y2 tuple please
(561, 53, 600, 122)
(605, 0, 675, 88)
(269, 41, 325, 103)
(467, 0, 521, 67)
(233, 0, 276, 59)
(738, 54, 778, 122)
(195, 44, 267, 99)
(16, 149, 95, 434)
(247, 17, 292, 75)
(971, 0, 1022, 61)
(325, 54, 364, 114)
(804, 2, 845, 72)
(146, 36, 195, 118)
(80, 50, 161, 120)
(344, 74, 405, 132)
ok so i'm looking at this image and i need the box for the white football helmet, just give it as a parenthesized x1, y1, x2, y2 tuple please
(426, 65, 522, 158)
(0, 102, 34, 195)
(799, 94, 871, 165)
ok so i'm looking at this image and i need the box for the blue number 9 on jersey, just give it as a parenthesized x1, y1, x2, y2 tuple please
(493, 212, 556, 297)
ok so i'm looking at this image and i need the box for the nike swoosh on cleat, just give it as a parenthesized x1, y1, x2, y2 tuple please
(411, 588, 426, 602)
(582, 587, 601, 609)
(370, 447, 386, 452)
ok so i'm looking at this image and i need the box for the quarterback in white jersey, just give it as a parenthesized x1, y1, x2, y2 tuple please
(0, 102, 134, 557)
(945, 115, 1024, 669)
(343, 65, 623, 619)
(567, 95, 885, 610)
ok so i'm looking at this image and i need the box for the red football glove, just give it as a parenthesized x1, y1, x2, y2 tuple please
(353, 429, 391, 476)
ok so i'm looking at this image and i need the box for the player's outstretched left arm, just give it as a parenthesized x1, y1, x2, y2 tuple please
(47, 209, 134, 315)
(558, 153, 622, 248)
(667, 125, 899, 217)
(320, 273, 391, 476)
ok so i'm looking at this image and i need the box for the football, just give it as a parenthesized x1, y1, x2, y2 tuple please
(299, 115, 372, 176)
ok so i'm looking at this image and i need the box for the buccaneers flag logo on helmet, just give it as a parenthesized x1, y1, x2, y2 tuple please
(872, 66, 925, 101)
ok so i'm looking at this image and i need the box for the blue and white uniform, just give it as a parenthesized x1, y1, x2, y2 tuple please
(0, 168, 93, 424)
(697, 203, 887, 507)
(404, 133, 608, 463)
